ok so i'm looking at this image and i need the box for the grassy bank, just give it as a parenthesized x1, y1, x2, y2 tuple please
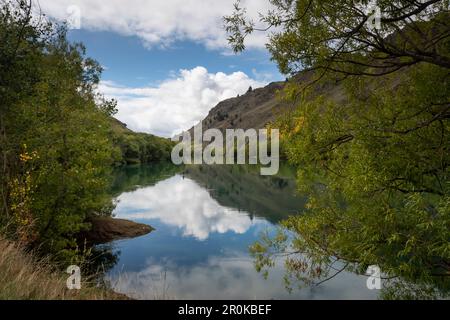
(0, 238, 126, 300)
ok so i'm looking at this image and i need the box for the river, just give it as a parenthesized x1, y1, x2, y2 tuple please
(101, 163, 378, 300)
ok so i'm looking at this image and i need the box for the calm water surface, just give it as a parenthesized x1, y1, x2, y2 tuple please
(104, 164, 378, 300)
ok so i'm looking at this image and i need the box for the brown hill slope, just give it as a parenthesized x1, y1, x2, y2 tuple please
(190, 81, 288, 133)
(188, 71, 348, 134)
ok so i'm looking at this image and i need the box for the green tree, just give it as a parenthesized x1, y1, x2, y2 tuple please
(225, 1, 450, 298)
(0, 1, 174, 264)
(0, 1, 115, 261)
(225, 0, 450, 78)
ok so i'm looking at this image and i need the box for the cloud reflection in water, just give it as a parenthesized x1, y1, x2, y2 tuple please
(114, 175, 262, 240)
(108, 168, 377, 300)
(108, 254, 377, 300)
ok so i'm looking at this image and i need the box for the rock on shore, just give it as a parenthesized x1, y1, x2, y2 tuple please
(79, 217, 154, 244)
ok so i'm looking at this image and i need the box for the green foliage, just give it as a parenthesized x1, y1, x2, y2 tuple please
(0, 1, 172, 263)
(233, 1, 450, 299)
(225, 1, 450, 77)
(251, 62, 450, 299)
(0, 4, 113, 259)
(109, 119, 174, 165)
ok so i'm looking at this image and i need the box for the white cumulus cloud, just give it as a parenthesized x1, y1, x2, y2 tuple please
(99, 66, 265, 137)
(37, 0, 273, 50)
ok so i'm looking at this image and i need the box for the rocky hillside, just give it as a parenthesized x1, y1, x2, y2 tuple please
(189, 71, 347, 133)
(190, 81, 289, 133)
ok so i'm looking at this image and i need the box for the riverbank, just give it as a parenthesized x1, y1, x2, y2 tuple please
(79, 217, 154, 244)
(0, 237, 128, 300)
(0, 217, 153, 300)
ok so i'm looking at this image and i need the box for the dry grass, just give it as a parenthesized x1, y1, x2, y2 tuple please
(0, 238, 128, 300)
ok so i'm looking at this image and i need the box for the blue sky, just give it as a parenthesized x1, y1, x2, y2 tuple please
(38, 0, 283, 137)
(68, 30, 282, 88)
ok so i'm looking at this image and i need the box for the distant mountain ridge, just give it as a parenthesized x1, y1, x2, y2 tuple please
(188, 70, 347, 134)
(109, 117, 173, 165)
(188, 81, 289, 133)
